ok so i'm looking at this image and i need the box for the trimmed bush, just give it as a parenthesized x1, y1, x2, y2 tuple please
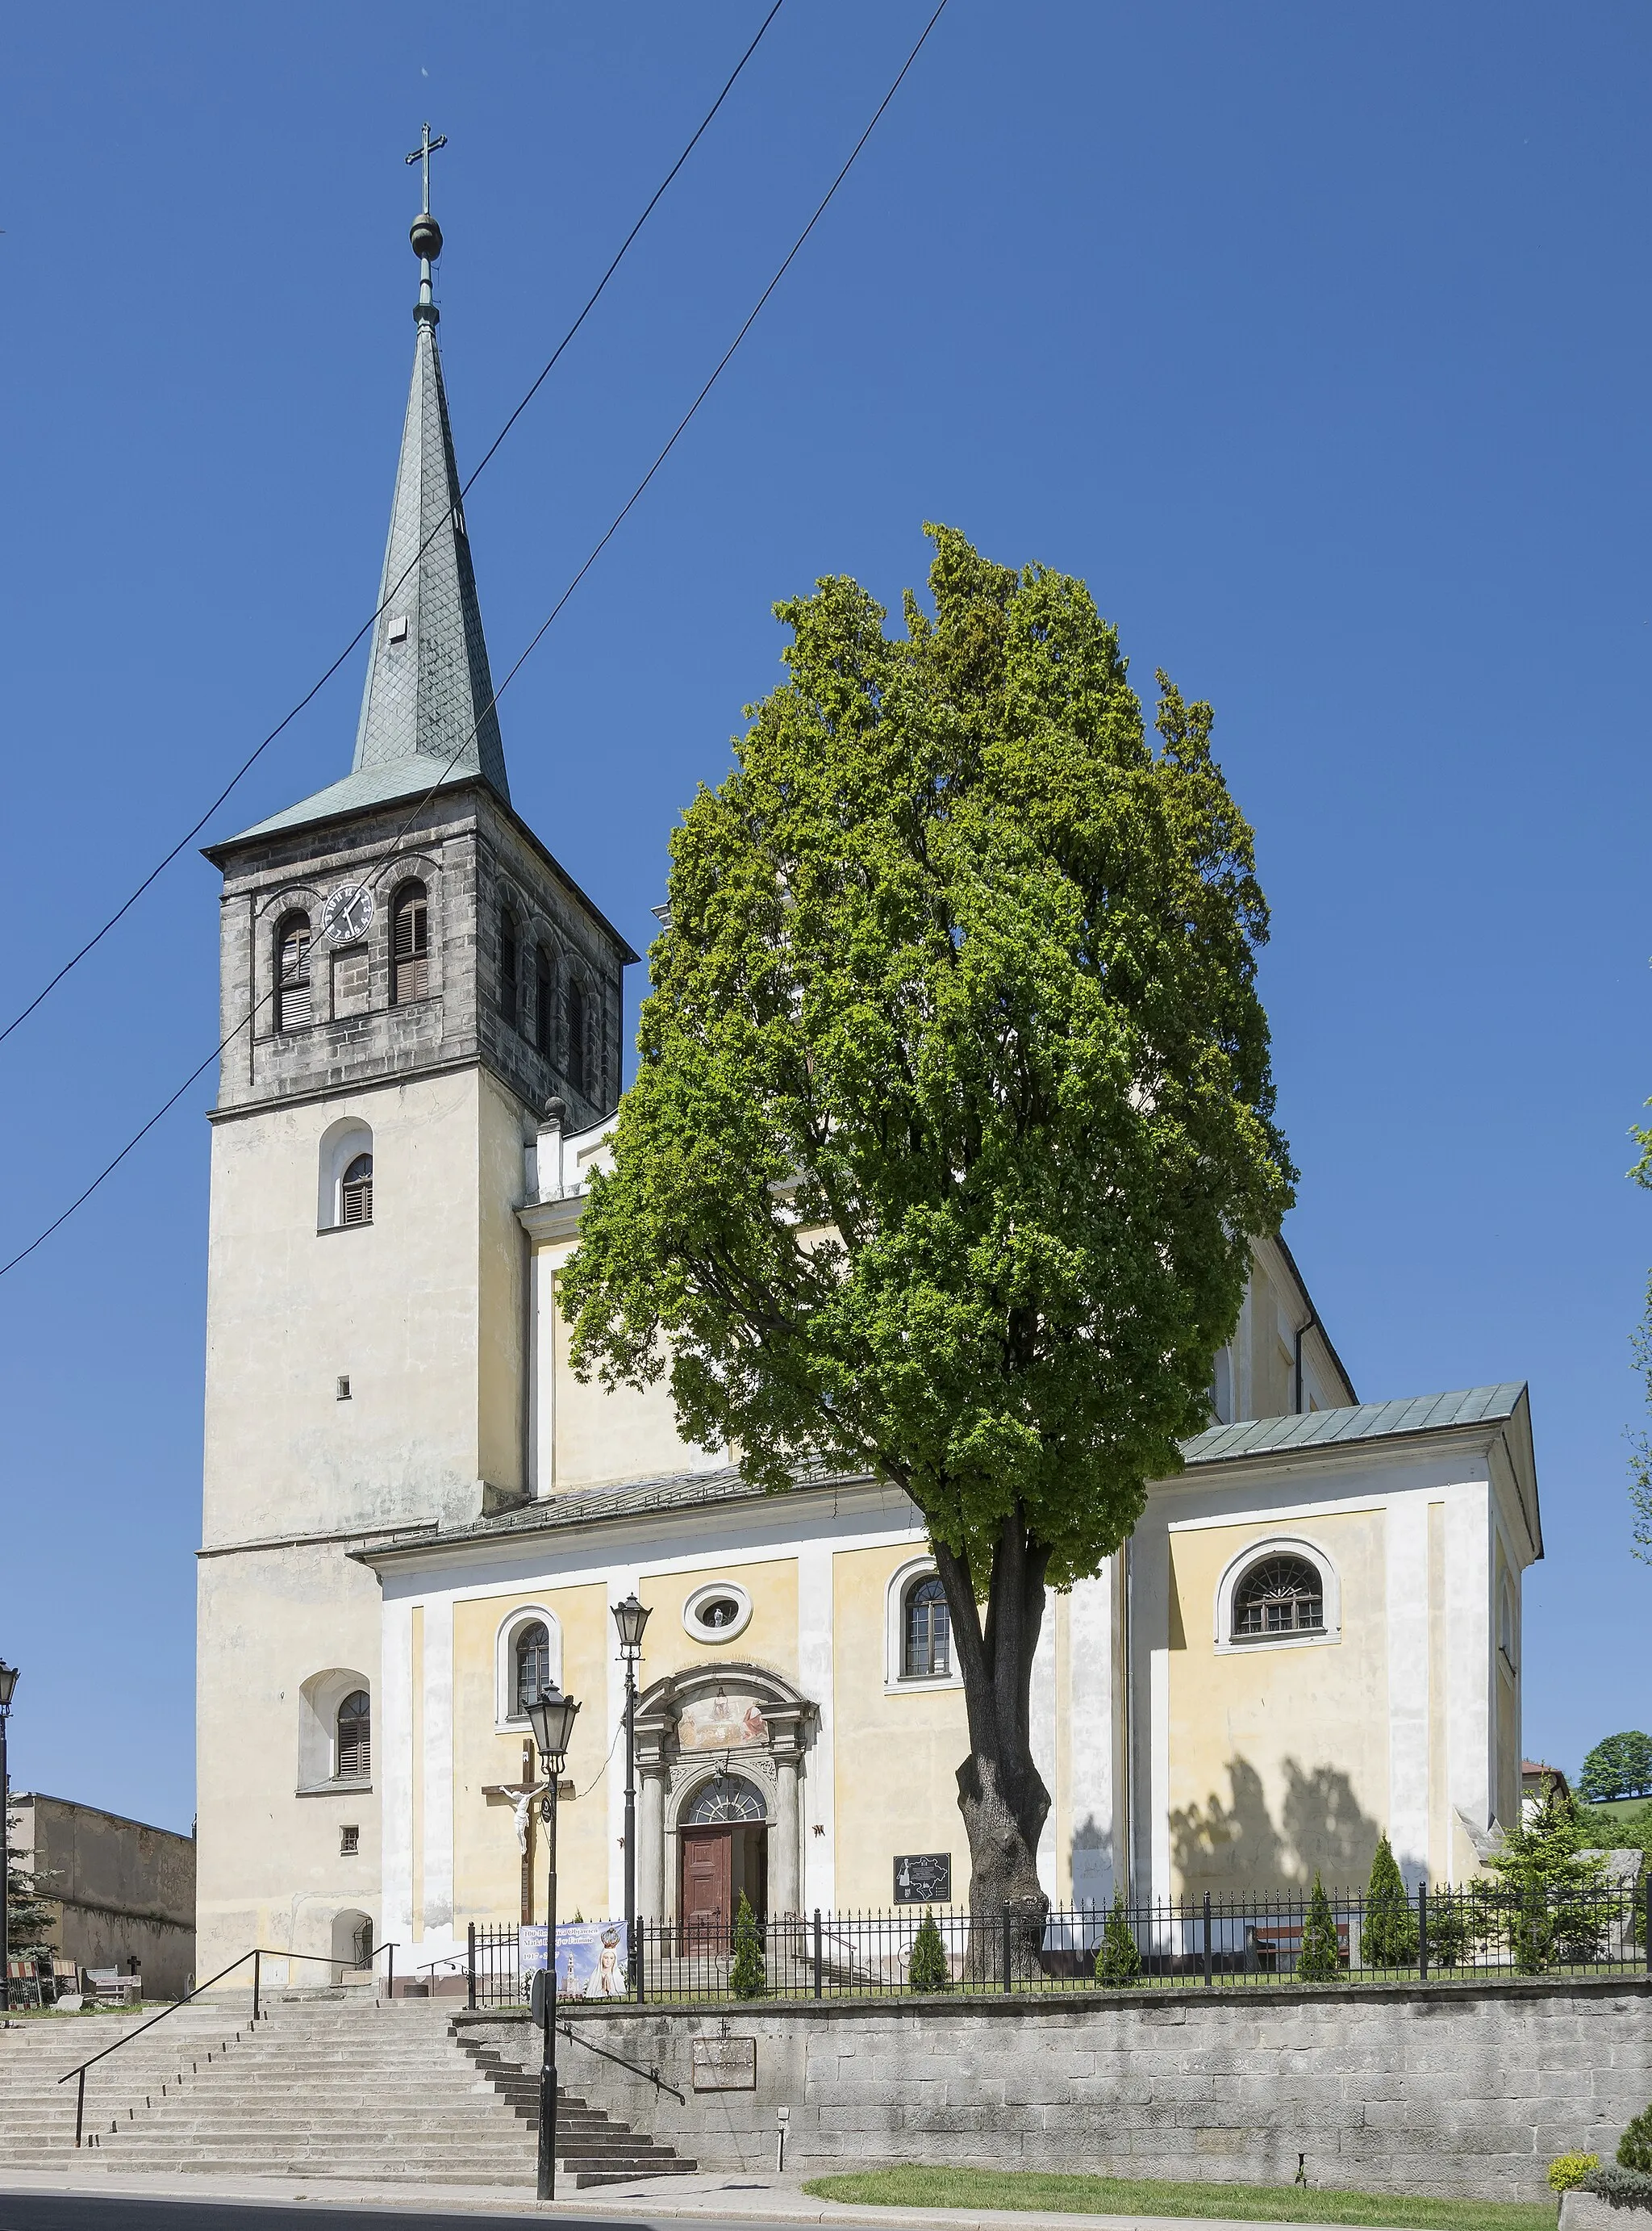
(1585, 2164, 1652, 2211)
(729, 1891, 766, 1999)
(1362, 1834, 1419, 1967)
(1296, 1873, 1343, 1982)
(1094, 1887, 1141, 1987)
(907, 1907, 950, 1992)
(1550, 2154, 1602, 2192)
(1621, 2106, 1652, 2175)
(1425, 1891, 1470, 1970)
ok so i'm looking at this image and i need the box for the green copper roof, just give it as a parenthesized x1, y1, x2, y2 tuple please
(1181, 1382, 1529, 1465)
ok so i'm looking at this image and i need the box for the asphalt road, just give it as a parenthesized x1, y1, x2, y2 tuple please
(0, 2202, 779, 2231)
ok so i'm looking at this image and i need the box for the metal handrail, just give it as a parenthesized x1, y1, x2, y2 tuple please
(56, 1941, 400, 2146)
(556, 2018, 685, 2101)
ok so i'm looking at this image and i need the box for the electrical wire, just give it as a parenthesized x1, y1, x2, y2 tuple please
(0, 0, 787, 1053)
(0, 0, 953, 1284)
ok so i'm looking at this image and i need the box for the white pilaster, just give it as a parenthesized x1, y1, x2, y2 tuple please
(607, 1560, 637, 1920)
(1386, 1498, 1431, 1884)
(1149, 1646, 1171, 1905)
(1067, 1564, 1116, 1913)
(1446, 1484, 1492, 1836)
(797, 1540, 836, 1915)
(1030, 1585, 1058, 1894)
(422, 1594, 454, 1936)
(381, 1596, 415, 1949)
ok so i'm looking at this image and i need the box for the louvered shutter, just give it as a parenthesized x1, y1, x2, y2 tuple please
(393, 891, 428, 1004)
(277, 921, 312, 1031)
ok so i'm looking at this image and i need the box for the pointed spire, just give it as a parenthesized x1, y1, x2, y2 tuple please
(351, 136, 510, 803)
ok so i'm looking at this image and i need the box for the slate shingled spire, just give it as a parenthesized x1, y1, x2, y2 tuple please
(350, 161, 510, 802)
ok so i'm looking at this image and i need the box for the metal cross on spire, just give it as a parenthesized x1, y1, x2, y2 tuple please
(406, 123, 448, 213)
(405, 124, 448, 315)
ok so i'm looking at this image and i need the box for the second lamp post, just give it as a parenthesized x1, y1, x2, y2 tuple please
(525, 1680, 579, 2204)
(611, 1591, 651, 1991)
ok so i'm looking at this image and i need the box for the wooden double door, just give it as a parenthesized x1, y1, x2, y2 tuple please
(680, 1824, 768, 1947)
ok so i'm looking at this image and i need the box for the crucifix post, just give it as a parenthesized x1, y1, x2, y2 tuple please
(404, 123, 448, 313)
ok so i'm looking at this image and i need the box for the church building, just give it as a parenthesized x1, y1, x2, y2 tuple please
(194, 203, 1542, 1985)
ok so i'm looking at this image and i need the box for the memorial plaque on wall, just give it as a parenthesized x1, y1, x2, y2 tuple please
(692, 2036, 757, 2090)
(894, 1852, 952, 1903)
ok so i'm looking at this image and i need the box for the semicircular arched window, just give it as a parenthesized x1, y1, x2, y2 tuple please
(1232, 1553, 1325, 1640)
(276, 911, 313, 1032)
(685, 1774, 766, 1826)
(903, 1575, 950, 1678)
(336, 1690, 371, 1779)
(391, 881, 428, 1005)
(340, 1152, 373, 1226)
(515, 1621, 553, 1715)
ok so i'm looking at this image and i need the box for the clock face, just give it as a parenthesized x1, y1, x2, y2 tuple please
(322, 884, 376, 945)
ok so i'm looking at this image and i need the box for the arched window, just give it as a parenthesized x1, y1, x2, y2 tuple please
(684, 1774, 766, 1826)
(1232, 1554, 1324, 1639)
(392, 882, 428, 1004)
(276, 912, 312, 1032)
(515, 1621, 553, 1714)
(336, 1690, 371, 1779)
(535, 952, 554, 1058)
(903, 1576, 950, 1678)
(340, 1152, 373, 1226)
(500, 908, 520, 1028)
(567, 977, 587, 1095)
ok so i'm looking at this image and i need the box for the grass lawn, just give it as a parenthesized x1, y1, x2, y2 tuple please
(799, 2166, 1554, 2231)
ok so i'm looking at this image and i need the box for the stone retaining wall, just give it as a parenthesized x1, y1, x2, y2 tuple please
(457, 1978, 1652, 2201)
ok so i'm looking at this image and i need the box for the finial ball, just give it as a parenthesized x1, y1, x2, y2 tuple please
(410, 212, 443, 263)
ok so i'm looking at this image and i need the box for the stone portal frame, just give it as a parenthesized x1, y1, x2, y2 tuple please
(633, 1662, 814, 1924)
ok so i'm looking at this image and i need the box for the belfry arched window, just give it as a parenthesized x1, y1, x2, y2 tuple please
(1232, 1553, 1325, 1639)
(391, 882, 428, 1005)
(567, 977, 588, 1096)
(515, 1622, 553, 1714)
(535, 951, 554, 1058)
(903, 1575, 951, 1677)
(276, 912, 312, 1032)
(340, 1153, 373, 1226)
(500, 908, 520, 1029)
(336, 1690, 371, 1779)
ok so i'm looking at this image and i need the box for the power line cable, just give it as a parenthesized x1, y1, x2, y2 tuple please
(0, 0, 787, 1055)
(0, 0, 953, 1285)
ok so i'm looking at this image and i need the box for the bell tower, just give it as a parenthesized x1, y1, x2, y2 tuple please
(194, 153, 636, 1975)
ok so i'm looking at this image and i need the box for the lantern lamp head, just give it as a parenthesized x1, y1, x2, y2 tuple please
(0, 1661, 16, 1715)
(526, 1683, 579, 1770)
(611, 1593, 651, 1658)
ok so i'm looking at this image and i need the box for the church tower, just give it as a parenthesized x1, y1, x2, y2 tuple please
(195, 163, 636, 1977)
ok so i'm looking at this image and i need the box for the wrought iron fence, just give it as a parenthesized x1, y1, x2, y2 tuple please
(464, 1874, 1650, 2009)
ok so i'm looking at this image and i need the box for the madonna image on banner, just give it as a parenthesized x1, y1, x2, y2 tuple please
(519, 1920, 628, 1999)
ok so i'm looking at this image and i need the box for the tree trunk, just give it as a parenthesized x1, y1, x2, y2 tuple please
(933, 1511, 1052, 1982)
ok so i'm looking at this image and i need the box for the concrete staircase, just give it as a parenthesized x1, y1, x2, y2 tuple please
(0, 1992, 696, 2188)
(455, 2033, 699, 2190)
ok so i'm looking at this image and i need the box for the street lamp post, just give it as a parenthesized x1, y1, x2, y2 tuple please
(0, 1661, 18, 2015)
(611, 1593, 651, 1990)
(525, 1680, 580, 2204)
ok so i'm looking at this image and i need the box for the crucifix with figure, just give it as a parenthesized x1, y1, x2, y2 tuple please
(483, 1741, 544, 1924)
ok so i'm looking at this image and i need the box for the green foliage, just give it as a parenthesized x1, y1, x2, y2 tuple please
(1580, 1733, 1652, 1804)
(907, 1907, 950, 1991)
(1621, 2106, 1652, 2175)
(1549, 2155, 1600, 2194)
(5, 1807, 56, 1961)
(561, 526, 1294, 1598)
(1094, 1886, 1142, 1987)
(1295, 1874, 1343, 1982)
(1483, 1787, 1607, 1972)
(729, 1891, 766, 1999)
(1424, 1892, 1470, 1971)
(1583, 2163, 1652, 2212)
(1362, 1835, 1419, 1968)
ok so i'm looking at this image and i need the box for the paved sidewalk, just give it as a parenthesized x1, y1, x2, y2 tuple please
(0, 2162, 1377, 2231)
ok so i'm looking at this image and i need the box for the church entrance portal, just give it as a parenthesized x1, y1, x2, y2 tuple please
(678, 1774, 767, 1946)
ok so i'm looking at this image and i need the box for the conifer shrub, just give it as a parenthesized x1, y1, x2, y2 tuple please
(1583, 2164, 1652, 2211)
(729, 1891, 766, 1999)
(1621, 2104, 1652, 2175)
(1295, 1874, 1343, 1982)
(907, 1907, 950, 1992)
(1424, 1891, 1470, 1970)
(1362, 1834, 1419, 1967)
(1094, 1887, 1142, 1987)
(1550, 2154, 1601, 2193)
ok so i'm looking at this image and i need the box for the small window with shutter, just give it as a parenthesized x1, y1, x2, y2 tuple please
(340, 1153, 373, 1226)
(391, 883, 428, 1005)
(276, 913, 312, 1032)
(336, 1690, 371, 1780)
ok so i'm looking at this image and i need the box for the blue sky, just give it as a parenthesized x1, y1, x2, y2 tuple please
(2, 2, 1647, 1836)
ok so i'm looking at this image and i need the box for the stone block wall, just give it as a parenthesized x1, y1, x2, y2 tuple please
(458, 1977, 1652, 2201)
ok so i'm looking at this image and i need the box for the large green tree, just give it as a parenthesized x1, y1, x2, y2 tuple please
(1579, 1731, 1652, 1804)
(561, 528, 1295, 1948)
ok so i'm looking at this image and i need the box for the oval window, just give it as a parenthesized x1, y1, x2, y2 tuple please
(682, 1581, 753, 1643)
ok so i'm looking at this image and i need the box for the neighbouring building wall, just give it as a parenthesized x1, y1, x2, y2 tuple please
(461, 1978, 1652, 2200)
(15, 1795, 196, 2000)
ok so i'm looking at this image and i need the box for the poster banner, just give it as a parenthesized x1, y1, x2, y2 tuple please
(518, 1919, 629, 2000)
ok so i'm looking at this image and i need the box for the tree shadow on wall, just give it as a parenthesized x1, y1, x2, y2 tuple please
(1170, 1757, 1379, 1891)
